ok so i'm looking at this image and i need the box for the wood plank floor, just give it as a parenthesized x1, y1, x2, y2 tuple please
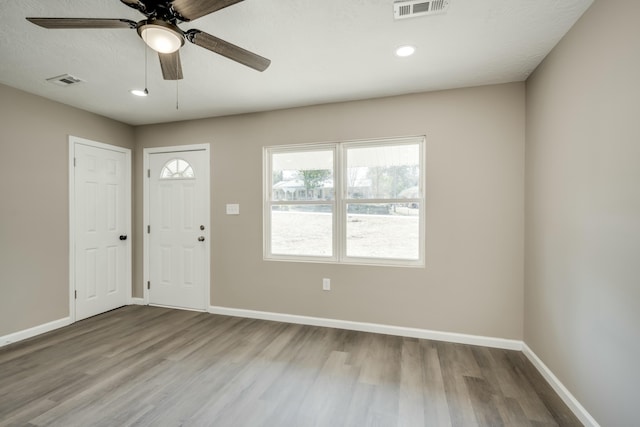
(0, 306, 581, 426)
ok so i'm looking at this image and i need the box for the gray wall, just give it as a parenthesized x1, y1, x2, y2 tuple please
(2, 1, 637, 422)
(524, 1, 640, 425)
(0, 83, 135, 336)
(135, 83, 526, 340)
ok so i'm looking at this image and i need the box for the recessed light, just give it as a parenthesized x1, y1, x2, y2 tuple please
(130, 89, 148, 97)
(395, 45, 416, 57)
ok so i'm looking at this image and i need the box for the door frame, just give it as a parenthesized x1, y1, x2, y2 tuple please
(68, 136, 132, 322)
(143, 144, 211, 309)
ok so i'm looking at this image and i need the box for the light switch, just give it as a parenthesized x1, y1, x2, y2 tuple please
(226, 204, 240, 215)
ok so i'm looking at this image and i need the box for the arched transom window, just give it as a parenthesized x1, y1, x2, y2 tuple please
(160, 158, 195, 179)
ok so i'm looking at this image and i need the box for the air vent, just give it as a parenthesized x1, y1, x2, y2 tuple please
(394, 0, 450, 20)
(46, 74, 84, 87)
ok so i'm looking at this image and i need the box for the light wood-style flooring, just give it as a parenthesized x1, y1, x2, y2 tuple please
(0, 306, 581, 426)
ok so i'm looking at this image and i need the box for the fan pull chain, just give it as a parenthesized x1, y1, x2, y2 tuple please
(175, 61, 180, 110)
(144, 43, 149, 95)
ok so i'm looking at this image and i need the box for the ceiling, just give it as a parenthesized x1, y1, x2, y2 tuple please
(0, 0, 593, 126)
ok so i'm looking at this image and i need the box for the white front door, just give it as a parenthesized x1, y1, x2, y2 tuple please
(148, 149, 209, 310)
(73, 140, 130, 320)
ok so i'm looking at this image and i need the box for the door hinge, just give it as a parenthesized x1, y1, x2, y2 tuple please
(147, 281, 151, 290)
(147, 169, 150, 178)
(73, 158, 76, 167)
(74, 290, 77, 299)
(147, 225, 150, 234)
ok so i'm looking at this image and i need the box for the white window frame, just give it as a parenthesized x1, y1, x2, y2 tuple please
(263, 136, 425, 267)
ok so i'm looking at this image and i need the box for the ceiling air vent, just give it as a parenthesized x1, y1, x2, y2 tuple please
(46, 74, 84, 87)
(394, 0, 450, 20)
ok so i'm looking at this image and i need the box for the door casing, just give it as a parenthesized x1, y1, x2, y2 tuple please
(143, 144, 211, 309)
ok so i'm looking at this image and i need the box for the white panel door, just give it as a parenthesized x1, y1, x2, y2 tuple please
(149, 150, 208, 310)
(75, 143, 129, 320)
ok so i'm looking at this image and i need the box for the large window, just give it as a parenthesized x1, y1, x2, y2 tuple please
(264, 136, 424, 266)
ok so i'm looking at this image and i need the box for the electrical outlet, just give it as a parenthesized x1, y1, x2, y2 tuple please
(322, 278, 330, 291)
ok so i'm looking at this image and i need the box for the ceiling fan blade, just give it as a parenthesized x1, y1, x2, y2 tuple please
(120, 0, 147, 14)
(26, 18, 137, 29)
(185, 29, 270, 72)
(171, 0, 245, 21)
(158, 51, 184, 80)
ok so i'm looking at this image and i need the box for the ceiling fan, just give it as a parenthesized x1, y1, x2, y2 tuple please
(26, 0, 271, 81)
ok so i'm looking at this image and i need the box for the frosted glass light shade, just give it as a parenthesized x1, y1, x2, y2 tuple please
(140, 24, 183, 54)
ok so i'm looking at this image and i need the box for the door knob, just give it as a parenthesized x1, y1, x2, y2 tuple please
(198, 236, 205, 242)
(119, 235, 127, 241)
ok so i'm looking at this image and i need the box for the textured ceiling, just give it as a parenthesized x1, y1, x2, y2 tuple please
(0, 0, 593, 125)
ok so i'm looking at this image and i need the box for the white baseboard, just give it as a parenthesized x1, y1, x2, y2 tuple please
(209, 306, 599, 424)
(208, 305, 522, 351)
(522, 343, 600, 427)
(149, 303, 206, 313)
(0, 317, 72, 348)
(0, 304, 595, 427)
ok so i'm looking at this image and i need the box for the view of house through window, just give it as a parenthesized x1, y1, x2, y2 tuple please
(344, 142, 421, 260)
(270, 148, 335, 257)
(265, 136, 424, 266)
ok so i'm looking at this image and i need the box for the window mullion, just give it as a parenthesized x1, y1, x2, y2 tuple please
(335, 144, 344, 262)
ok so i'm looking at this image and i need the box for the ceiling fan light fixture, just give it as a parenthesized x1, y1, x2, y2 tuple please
(138, 20, 184, 54)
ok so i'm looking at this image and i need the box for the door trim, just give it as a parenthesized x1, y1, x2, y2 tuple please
(143, 144, 211, 309)
(68, 136, 132, 322)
